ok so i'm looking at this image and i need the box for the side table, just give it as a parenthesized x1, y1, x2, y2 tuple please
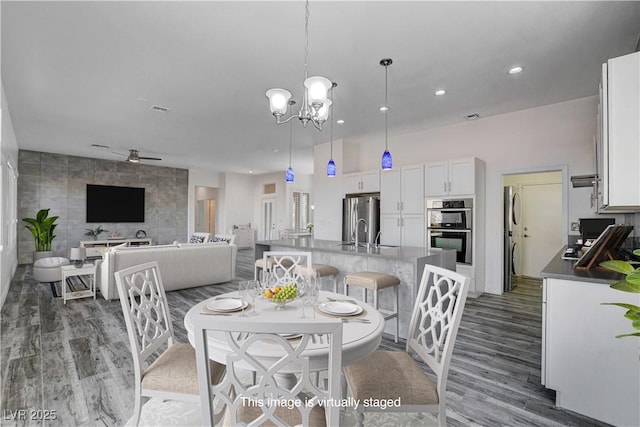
(60, 263, 97, 304)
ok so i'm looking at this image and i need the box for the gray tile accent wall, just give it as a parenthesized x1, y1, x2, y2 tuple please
(17, 150, 188, 264)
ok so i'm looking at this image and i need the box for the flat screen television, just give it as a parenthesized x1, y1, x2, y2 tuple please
(86, 184, 145, 223)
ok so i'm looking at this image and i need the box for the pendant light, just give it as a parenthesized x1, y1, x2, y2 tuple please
(380, 58, 393, 170)
(286, 105, 295, 183)
(327, 82, 337, 177)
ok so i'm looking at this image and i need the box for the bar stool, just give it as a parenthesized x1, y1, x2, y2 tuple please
(297, 264, 340, 292)
(344, 271, 400, 343)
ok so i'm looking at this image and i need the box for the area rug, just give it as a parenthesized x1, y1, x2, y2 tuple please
(49, 274, 91, 298)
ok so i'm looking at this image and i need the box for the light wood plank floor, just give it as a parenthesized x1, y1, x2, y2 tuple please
(0, 252, 609, 426)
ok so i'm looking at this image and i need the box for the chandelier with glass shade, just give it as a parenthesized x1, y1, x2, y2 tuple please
(265, 0, 333, 131)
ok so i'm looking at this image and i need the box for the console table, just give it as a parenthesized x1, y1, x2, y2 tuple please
(80, 238, 152, 258)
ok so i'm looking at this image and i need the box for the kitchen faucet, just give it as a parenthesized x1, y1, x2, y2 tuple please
(375, 230, 382, 248)
(355, 218, 368, 248)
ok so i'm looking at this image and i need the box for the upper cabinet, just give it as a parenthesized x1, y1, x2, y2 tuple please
(597, 51, 640, 211)
(425, 158, 477, 197)
(380, 164, 424, 215)
(343, 170, 380, 194)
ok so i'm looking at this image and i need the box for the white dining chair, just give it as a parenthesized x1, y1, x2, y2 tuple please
(114, 261, 226, 426)
(193, 315, 343, 427)
(262, 251, 313, 288)
(343, 264, 470, 427)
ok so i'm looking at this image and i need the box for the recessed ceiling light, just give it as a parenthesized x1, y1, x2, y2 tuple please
(337, 119, 345, 124)
(508, 66, 524, 75)
(272, 149, 279, 153)
(379, 106, 389, 112)
(434, 89, 446, 96)
(249, 170, 253, 174)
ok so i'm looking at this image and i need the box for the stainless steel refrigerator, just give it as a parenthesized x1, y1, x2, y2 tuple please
(503, 186, 520, 291)
(342, 194, 380, 245)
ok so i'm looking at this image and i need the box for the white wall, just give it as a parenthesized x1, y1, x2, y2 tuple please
(313, 139, 344, 240)
(1, 83, 20, 308)
(222, 172, 255, 233)
(318, 96, 604, 294)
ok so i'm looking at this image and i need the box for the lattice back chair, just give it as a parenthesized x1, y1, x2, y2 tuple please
(343, 264, 469, 427)
(262, 251, 313, 290)
(115, 261, 225, 426)
(193, 315, 343, 427)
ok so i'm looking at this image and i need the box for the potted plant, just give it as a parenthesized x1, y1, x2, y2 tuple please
(85, 225, 109, 241)
(600, 253, 640, 338)
(22, 208, 59, 261)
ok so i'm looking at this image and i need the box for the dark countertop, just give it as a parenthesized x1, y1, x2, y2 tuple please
(255, 238, 454, 261)
(540, 247, 625, 284)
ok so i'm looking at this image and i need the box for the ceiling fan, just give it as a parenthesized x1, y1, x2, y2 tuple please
(125, 149, 162, 164)
(90, 144, 162, 163)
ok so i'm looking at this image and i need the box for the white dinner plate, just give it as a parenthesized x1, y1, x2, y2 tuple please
(279, 333, 303, 340)
(206, 298, 247, 312)
(318, 301, 363, 316)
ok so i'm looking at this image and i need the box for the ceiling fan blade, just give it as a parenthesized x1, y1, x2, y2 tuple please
(139, 156, 162, 161)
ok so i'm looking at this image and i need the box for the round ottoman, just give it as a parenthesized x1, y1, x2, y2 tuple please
(33, 257, 70, 283)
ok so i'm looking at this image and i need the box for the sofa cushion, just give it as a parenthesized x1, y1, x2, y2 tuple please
(210, 236, 229, 244)
(189, 235, 206, 243)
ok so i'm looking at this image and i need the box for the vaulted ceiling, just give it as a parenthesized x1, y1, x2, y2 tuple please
(2, 1, 638, 174)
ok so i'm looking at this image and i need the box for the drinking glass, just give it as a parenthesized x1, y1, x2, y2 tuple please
(238, 281, 249, 317)
(246, 280, 260, 317)
(298, 280, 309, 319)
(308, 282, 320, 318)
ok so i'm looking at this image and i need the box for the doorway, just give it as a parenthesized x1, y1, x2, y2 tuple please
(195, 186, 218, 233)
(503, 170, 564, 284)
(261, 197, 277, 241)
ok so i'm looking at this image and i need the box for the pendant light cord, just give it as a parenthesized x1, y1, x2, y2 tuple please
(384, 63, 389, 151)
(330, 86, 334, 158)
(289, 120, 293, 167)
(304, 0, 310, 80)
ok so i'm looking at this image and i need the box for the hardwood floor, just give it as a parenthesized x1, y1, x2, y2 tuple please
(0, 252, 609, 426)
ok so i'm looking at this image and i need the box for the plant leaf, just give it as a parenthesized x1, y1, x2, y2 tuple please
(602, 302, 640, 312)
(625, 270, 640, 285)
(600, 260, 635, 274)
(615, 332, 640, 338)
(610, 280, 640, 293)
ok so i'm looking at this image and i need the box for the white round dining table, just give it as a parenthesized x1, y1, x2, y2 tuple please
(184, 290, 385, 376)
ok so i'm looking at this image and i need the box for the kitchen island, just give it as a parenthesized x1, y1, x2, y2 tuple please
(540, 248, 639, 426)
(255, 238, 456, 340)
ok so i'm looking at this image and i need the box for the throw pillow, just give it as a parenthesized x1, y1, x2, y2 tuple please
(209, 236, 230, 244)
(189, 235, 205, 244)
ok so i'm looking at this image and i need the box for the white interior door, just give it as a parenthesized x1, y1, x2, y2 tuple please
(261, 197, 277, 241)
(521, 183, 563, 277)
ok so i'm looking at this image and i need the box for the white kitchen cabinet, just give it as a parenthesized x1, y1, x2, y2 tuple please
(380, 165, 424, 247)
(597, 51, 640, 210)
(380, 170, 401, 215)
(424, 158, 476, 197)
(542, 277, 640, 426)
(400, 214, 425, 247)
(380, 214, 402, 246)
(343, 170, 380, 194)
(379, 213, 424, 248)
(380, 164, 424, 215)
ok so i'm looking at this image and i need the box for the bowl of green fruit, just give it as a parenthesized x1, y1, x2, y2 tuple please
(263, 283, 299, 310)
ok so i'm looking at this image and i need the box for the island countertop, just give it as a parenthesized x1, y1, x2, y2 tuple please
(255, 238, 457, 340)
(255, 238, 453, 261)
(540, 247, 624, 284)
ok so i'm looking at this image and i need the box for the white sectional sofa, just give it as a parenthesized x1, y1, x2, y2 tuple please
(97, 242, 237, 300)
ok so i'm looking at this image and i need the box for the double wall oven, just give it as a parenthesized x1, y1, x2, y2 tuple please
(426, 198, 473, 265)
